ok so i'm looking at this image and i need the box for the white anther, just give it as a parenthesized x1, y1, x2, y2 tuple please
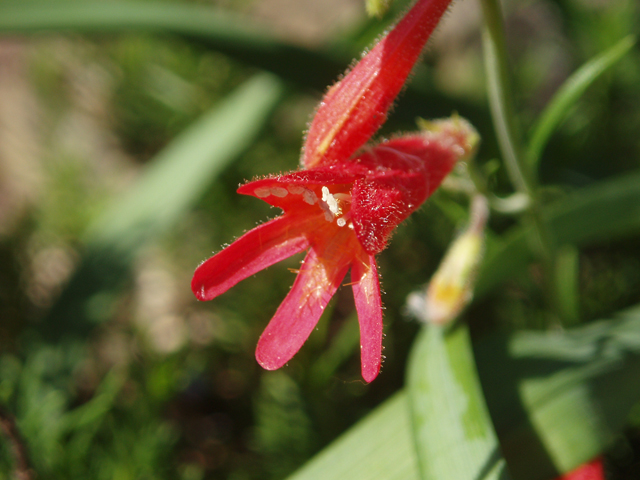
(337, 218, 346, 227)
(321, 186, 340, 216)
(287, 185, 304, 195)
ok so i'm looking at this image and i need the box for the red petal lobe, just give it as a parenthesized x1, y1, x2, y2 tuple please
(351, 251, 383, 383)
(302, 0, 453, 169)
(255, 228, 356, 370)
(192, 215, 311, 301)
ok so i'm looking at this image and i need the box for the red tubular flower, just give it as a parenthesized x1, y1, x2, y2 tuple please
(192, 0, 474, 382)
(553, 458, 605, 480)
(303, 0, 453, 169)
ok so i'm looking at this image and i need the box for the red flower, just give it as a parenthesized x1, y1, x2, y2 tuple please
(553, 458, 605, 480)
(192, 0, 473, 382)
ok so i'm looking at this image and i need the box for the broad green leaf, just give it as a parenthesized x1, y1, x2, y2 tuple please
(42, 73, 285, 339)
(286, 305, 640, 480)
(527, 35, 636, 172)
(476, 305, 640, 479)
(407, 324, 509, 480)
(477, 169, 640, 298)
(287, 393, 420, 480)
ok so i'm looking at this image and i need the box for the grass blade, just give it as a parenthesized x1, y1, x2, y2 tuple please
(42, 73, 285, 338)
(527, 35, 636, 171)
(0, 1, 346, 91)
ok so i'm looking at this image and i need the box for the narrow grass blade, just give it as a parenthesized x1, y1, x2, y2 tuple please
(555, 245, 581, 325)
(42, 73, 285, 338)
(527, 35, 636, 171)
(407, 324, 509, 480)
(0, 1, 346, 91)
(86, 73, 285, 251)
(0, 1, 486, 123)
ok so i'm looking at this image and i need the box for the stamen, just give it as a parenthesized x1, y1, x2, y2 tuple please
(337, 218, 346, 227)
(321, 186, 340, 216)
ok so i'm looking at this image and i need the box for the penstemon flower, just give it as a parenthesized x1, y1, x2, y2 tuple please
(552, 458, 605, 480)
(192, 0, 477, 382)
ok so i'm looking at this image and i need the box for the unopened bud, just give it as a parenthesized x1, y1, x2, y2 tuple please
(422, 194, 488, 325)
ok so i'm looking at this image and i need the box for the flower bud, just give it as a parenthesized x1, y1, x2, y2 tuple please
(421, 194, 489, 325)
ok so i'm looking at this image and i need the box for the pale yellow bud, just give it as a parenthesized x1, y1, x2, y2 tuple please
(424, 195, 488, 325)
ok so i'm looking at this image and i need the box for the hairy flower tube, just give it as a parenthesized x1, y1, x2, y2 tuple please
(423, 194, 489, 325)
(192, 0, 475, 382)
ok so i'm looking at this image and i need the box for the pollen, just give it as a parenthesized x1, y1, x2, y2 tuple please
(321, 186, 340, 216)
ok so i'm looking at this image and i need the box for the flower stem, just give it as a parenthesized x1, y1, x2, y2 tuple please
(479, 0, 563, 320)
(479, 0, 531, 196)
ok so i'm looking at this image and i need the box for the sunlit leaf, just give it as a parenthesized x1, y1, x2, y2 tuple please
(286, 305, 640, 480)
(407, 324, 509, 480)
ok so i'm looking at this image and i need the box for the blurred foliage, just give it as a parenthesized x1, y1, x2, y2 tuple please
(0, 0, 638, 479)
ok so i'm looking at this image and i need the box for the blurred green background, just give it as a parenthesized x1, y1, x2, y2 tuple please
(0, 0, 638, 478)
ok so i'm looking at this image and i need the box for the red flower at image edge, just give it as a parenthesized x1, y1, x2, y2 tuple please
(553, 458, 605, 480)
(192, 0, 476, 382)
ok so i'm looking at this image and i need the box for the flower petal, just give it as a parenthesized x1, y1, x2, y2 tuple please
(255, 228, 357, 370)
(302, 0, 453, 169)
(351, 251, 383, 383)
(554, 458, 604, 480)
(237, 166, 365, 212)
(192, 214, 311, 301)
(350, 121, 479, 253)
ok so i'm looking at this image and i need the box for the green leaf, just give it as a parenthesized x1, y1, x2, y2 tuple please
(476, 305, 640, 479)
(555, 245, 581, 325)
(0, 1, 347, 91)
(407, 324, 509, 480)
(86, 72, 285, 251)
(477, 169, 640, 298)
(527, 35, 636, 172)
(0, 1, 485, 123)
(42, 73, 285, 339)
(286, 306, 640, 480)
(287, 393, 420, 480)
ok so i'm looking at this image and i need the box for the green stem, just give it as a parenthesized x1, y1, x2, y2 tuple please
(479, 0, 563, 320)
(479, 0, 531, 196)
